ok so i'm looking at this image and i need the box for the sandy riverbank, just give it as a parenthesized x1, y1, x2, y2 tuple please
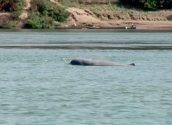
(112, 21, 172, 30)
(103, 21, 172, 30)
(60, 7, 172, 30)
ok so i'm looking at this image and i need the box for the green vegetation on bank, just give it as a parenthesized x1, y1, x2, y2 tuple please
(120, 0, 172, 10)
(24, 0, 69, 29)
(0, 0, 25, 28)
(0, 0, 172, 29)
(0, 0, 24, 12)
(58, 0, 172, 10)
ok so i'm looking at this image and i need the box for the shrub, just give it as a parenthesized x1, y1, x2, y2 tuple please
(24, 0, 69, 29)
(0, 20, 16, 29)
(30, 0, 69, 22)
(47, 7, 69, 22)
(24, 12, 54, 29)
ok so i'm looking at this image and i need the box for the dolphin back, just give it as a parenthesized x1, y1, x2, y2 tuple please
(129, 63, 135, 66)
(70, 58, 135, 66)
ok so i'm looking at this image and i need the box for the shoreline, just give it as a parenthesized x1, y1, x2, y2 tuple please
(0, 21, 172, 31)
(1, 28, 172, 32)
(59, 21, 172, 31)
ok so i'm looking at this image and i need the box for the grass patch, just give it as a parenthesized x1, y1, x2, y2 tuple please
(59, 0, 80, 7)
(0, 20, 16, 29)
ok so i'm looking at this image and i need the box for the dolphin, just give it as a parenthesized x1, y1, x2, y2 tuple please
(70, 58, 135, 66)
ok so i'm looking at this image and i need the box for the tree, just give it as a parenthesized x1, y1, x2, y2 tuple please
(120, 0, 172, 10)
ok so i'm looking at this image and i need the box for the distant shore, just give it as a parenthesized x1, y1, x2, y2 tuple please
(58, 20, 172, 31)
(59, 7, 172, 31)
(1, 0, 172, 30)
(0, 20, 172, 31)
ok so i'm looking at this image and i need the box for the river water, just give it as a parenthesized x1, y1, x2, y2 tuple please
(0, 31, 172, 125)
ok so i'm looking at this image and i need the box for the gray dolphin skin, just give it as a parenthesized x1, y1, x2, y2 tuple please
(70, 58, 135, 66)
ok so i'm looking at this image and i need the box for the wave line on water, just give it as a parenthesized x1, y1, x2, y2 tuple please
(0, 43, 172, 50)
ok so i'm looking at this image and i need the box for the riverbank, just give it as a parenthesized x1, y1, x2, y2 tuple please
(0, 0, 172, 30)
(59, 6, 172, 30)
